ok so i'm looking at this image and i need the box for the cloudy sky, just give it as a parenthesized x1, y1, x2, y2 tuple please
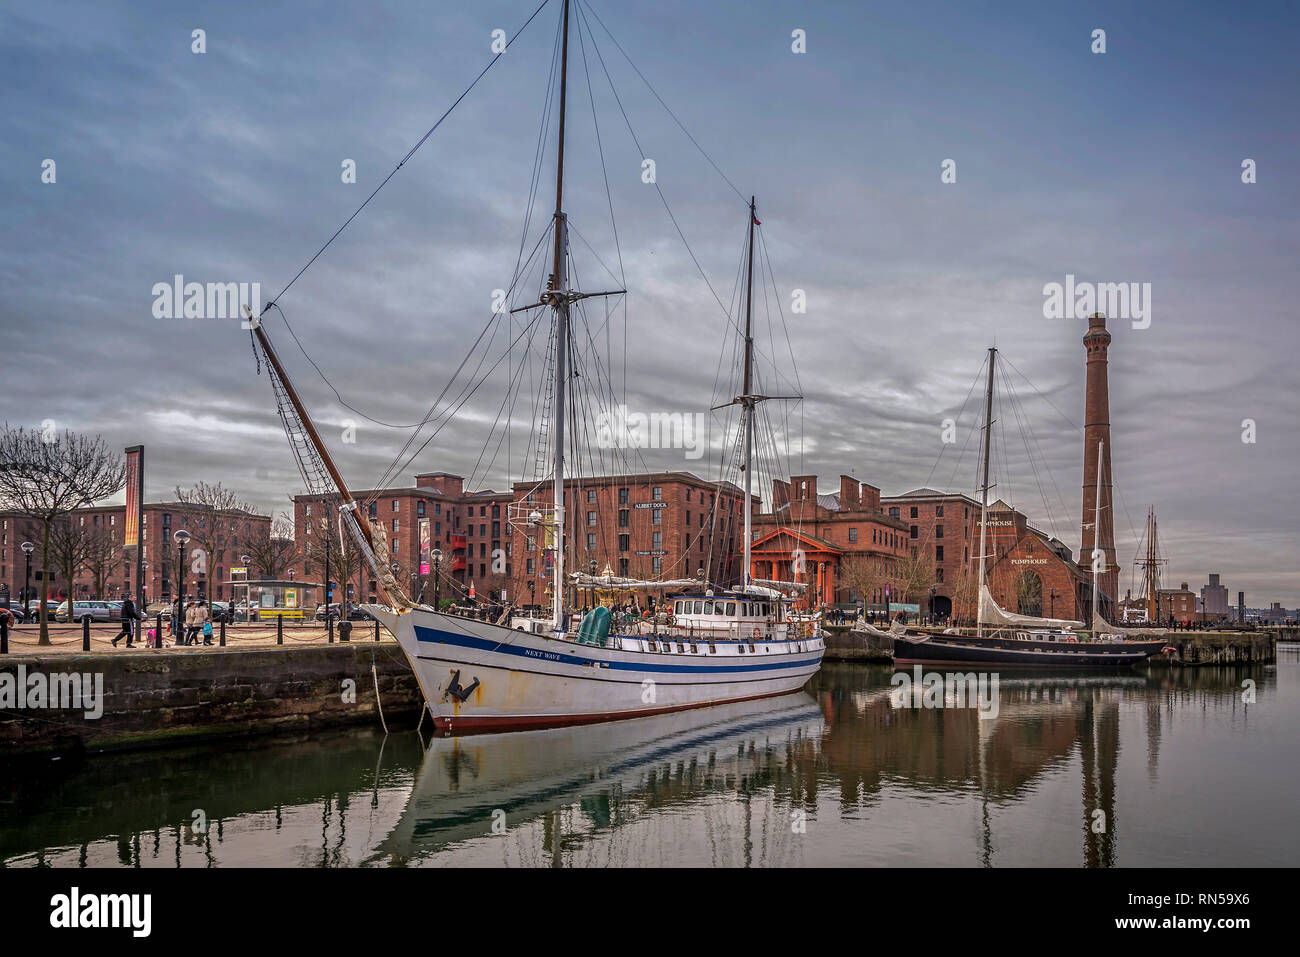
(2, 0, 1297, 604)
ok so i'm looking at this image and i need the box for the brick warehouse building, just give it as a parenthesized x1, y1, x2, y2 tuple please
(750, 474, 910, 608)
(507, 471, 751, 610)
(2, 504, 270, 605)
(294, 473, 508, 608)
(977, 499, 1091, 622)
(874, 489, 1092, 623)
(296, 470, 750, 611)
(880, 487, 981, 618)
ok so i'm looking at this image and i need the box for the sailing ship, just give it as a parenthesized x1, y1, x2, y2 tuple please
(246, 0, 823, 732)
(891, 347, 1168, 668)
(1127, 505, 1168, 624)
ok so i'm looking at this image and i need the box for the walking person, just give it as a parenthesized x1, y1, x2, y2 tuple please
(200, 600, 214, 645)
(184, 601, 203, 646)
(111, 593, 143, 647)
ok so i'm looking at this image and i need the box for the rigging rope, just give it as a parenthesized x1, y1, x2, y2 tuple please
(263, 0, 553, 313)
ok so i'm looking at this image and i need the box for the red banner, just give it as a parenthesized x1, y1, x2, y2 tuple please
(124, 447, 142, 549)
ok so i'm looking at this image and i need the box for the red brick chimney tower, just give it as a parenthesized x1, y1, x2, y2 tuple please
(1082, 312, 1118, 608)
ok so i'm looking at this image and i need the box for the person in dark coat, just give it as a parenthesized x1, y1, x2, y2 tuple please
(111, 594, 142, 647)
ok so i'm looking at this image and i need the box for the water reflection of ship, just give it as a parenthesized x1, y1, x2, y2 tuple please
(816, 667, 1152, 866)
(370, 694, 825, 866)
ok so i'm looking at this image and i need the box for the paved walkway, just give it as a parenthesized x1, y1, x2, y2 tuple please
(1, 620, 395, 656)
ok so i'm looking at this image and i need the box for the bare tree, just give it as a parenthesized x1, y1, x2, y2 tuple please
(896, 546, 937, 607)
(839, 554, 882, 606)
(48, 518, 97, 611)
(246, 512, 298, 580)
(951, 562, 980, 626)
(1015, 570, 1044, 617)
(301, 513, 359, 610)
(172, 481, 261, 599)
(0, 425, 125, 643)
(85, 525, 121, 597)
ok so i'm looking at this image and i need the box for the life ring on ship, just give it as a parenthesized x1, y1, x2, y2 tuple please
(752, 626, 761, 639)
(1066, 636, 1077, 643)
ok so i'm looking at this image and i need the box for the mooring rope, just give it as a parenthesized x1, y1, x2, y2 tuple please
(370, 649, 388, 734)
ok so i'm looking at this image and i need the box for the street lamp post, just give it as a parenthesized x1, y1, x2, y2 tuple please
(322, 514, 331, 624)
(174, 529, 190, 639)
(431, 548, 443, 609)
(21, 542, 34, 614)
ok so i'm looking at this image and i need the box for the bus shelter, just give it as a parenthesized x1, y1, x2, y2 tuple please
(225, 579, 322, 620)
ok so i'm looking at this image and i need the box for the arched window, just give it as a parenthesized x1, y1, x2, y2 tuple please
(1016, 571, 1043, 617)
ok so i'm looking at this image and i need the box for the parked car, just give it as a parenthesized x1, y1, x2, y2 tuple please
(2, 605, 26, 624)
(234, 601, 259, 622)
(314, 602, 342, 622)
(348, 606, 376, 622)
(55, 600, 115, 623)
(209, 601, 235, 623)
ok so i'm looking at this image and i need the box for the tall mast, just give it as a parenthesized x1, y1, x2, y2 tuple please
(1091, 441, 1104, 627)
(976, 347, 996, 637)
(1141, 506, 1162, 622)
(248, 321, 389, 603)
(741, 197, 757, 591)
(549, 0, 571, 630)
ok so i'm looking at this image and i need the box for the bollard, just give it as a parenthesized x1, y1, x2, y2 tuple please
(328, 614, 334, 644)
(338, 620, 352, 643)
(83, 617, 91, 652)
(220, 620, 226, 647)
(374, 617, 380, 642)
(277, 615, 283, 645)
(1, 615, 8, 654)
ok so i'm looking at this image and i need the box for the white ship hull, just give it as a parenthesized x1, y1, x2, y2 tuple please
(366, 605, 824, 734)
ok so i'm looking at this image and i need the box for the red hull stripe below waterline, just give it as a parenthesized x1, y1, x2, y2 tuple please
(431, 686, 809, 734)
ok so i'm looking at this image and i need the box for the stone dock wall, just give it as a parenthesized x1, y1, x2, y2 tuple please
(0, 644, 423, 756)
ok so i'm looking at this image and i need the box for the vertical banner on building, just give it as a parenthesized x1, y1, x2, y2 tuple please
(125, 446, 144, 607)
(419, 518, 431, 575)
